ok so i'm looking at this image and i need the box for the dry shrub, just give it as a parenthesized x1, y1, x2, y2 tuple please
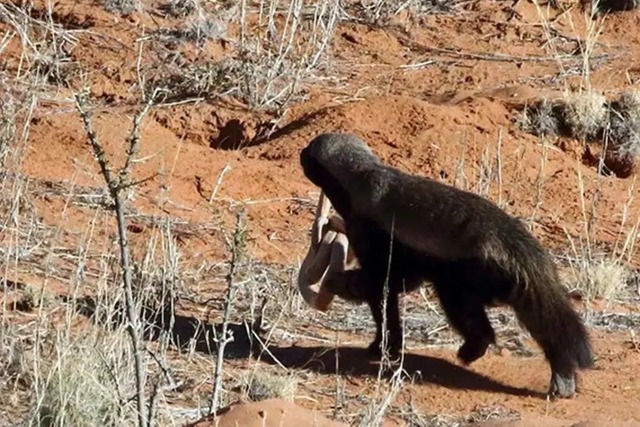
(29, 329, 138, 427)
(13, 285, 56, 312)
(567, 256, 629, 301)
(0, 100, 16, 169)
(151, 0, 339, 112)
(561, 91, 608, 140)
(234, 0, 340, 111)
(517, 90, 609, 140)
(0, 324, 33, 391)
(159, 0, 198, 17)
(180, 16, 227, 43)
(517, 90, 640, 177)
(606, 90, 640, 177)
(102, 0, 141, 15)
(351, 0, 465, 25)
(239, 370, 298, 403)
(516, 98, 563, 137)
(154, 60, 240, 102)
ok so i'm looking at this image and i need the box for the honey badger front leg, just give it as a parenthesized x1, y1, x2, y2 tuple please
(297, 191, 355, 312)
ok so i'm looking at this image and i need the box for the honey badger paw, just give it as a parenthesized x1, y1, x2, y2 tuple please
(548, 372, 576, 399)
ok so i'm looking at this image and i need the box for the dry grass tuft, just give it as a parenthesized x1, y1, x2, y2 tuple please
(239, 370, 298, 403)
(350, 0, 465, 25)
(148, 0, 339, 113)
(607, 90, 640, 177)
(182, 16, 228, 43)
(562, 90, 608, 140)
(0, 324, 33, 392)
(154, 60, 240, 102)
(0, 101, 15, 168)
(13, 285, 56, 312)
(159, 0, 198, 17)
(517, 90, 609, 140)
(29, 329, 138, 427)
(566, 255, 630, 302)
(464, 404, 521, 424)
(102, 0, 142, 15)
(163, 15, 229, 44)
(516, 98, 563, 137)
(517, 90, 640, 177)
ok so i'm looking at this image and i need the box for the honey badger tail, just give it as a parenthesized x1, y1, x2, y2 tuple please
(505, 233, 594, 398)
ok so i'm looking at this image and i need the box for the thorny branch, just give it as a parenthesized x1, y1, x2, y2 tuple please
(209, 208, 246, 416)
(73, 87, 160, 427)
(120, 87, 162, 186)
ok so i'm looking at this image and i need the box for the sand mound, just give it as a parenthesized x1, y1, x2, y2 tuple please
(187, 398, 346, 427)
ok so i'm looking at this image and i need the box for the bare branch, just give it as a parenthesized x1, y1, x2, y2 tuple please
(120, 87, 163, 185)
(73, 89, 118, 198)
(73, 87, 161, 427)
(209, 208, 246, 416)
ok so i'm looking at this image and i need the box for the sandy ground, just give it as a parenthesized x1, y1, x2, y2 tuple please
(2, 0, 640, 426)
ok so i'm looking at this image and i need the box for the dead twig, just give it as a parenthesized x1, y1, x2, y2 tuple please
(394, 31, 620, 64)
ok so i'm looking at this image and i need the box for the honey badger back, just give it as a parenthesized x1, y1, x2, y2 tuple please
(299, 132, 594, 399)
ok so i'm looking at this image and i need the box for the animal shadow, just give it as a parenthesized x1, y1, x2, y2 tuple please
(72, 295, 262, 360)
(261, 344, 544, 399)
(70, 296, 544, 398)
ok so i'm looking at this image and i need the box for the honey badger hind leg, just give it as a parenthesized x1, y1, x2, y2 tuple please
(431, 275, 497, 366)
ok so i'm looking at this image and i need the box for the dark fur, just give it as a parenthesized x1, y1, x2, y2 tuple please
(299, 132, 594, 399)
